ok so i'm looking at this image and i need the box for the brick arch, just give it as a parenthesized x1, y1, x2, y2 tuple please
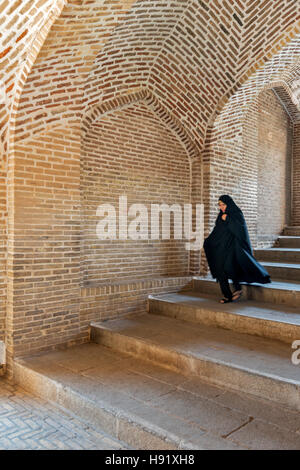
(8, 0, 68, 154)
(5, 1, 300, 360)
(82, 88, 200, 162)
(144, 4, 300, 153)
(272, 86, 300, 122)
(242, 80, 298, 246)
(82, 88, 203, 276)
(0, 0, 68, 156)
(205, 37, 300, 252)
(212, 20, 300, 118)
(11, 1, 300, 159)
(81, 98, 195, 283)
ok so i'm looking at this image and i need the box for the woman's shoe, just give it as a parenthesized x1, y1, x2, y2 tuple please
(232, 290, 242, 301)
(219, 297, 232, 303)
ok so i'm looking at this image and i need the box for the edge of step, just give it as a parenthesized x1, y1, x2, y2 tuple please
(276, 237, 300, 248)
(260, 261, 300, 267)
(12, 358, 192, 450)
(260, 262, 300, 281)
(148, 290, 300, 344)
(254, 248, 300, 263)
(12, 350, 244, 450)
(90, 317, 300, 412)
(192, 277, 300, 308)
(277, 236, 300, 239)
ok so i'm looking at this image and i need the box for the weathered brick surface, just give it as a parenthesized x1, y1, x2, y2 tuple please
(0, 0, 298, 362)
(80, 276, 193, 334)
(292, 122, 300, 225)
(12, 1, 300, 148)
(0, 0, 60, 151)
(82, 101, 190, 284)
(0, 0, 68, 357)
(257, 89, 293, 245)
(6, 125, 82, 361)
(205, 38, 300, 247)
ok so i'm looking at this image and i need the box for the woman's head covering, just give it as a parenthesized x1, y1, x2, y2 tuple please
(218, 195, 242, 215)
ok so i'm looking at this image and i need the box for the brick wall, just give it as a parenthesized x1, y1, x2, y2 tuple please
(0, 0, 68, 352)
(80, 277, 193, 333)
(5, 102, 195, 361)
(292, 122, 300, 225)
(13, 1, 300, 149)
(79, 100, 194, 336)
(0, 0, 61, 155)
(6, 125, 82, 360)
(0, 1, 299, 362)
(0, 132, 5, 344)
(81, 101, 191, 285)
(257, 89, 292, 244)
(206, 33, 300, 249)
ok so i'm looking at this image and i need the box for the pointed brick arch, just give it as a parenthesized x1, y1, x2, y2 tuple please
(82, 88, 203, 276)
(204, 37, 300, 258)
(82, 88, 200, 163)
(8, 0, 68, 153)
(242, 80, 298, 243)
(203, 21, 300, 158)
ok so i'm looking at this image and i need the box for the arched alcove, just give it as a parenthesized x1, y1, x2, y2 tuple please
(81, 100, 192, 285)
(256, 88, 293, 246)
(203, 34, 300, 260)
(3, 0, 300, 366)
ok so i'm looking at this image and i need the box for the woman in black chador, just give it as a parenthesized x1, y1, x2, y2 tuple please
(203, 195, 271, 303)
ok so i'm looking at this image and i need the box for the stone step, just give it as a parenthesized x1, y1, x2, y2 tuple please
(90, 315, 300, 411)
(13, 343, 300, 450)
(283, 227, 300, 236)
(148, 290, 300, 343)
(192, 277, 300, 308)
(277, 237, 300, 248)
(255, 248, 300, 263)
(260, 261, 300, 281)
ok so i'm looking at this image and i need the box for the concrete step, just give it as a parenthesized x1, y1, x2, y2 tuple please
(148, 290, 300, 343)
(192, 277, 300, 308)
(260, 261, 300, 281)
(277, 237, 300, 248)
(254, 248, 300, 263)
(283, 227, 300, 236)
(13, 343, 300, 450)
(90, 315, 300, 411)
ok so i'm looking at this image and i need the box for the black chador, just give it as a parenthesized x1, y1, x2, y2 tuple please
(203, 195, 271, 302)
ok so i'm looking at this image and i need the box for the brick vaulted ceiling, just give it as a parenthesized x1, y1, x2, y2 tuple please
(0, 0, 65, 148)
(1, 0, 300, 154)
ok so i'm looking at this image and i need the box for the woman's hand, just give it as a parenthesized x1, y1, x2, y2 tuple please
(221, 213, 227, 221)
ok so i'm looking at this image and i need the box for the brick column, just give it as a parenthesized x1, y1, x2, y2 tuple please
(292, 122, 300, 225)
(6, 125, 82, 374)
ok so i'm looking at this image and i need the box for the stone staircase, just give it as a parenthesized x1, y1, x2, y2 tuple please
(11, 229, 300, 449)
(281, 226, 300, 236)
(253, 228, 300, 281)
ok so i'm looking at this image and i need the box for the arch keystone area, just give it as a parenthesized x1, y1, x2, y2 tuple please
(82, 88, 200, 163)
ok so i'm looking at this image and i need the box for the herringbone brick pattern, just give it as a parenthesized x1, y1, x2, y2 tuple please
(0, 377, 129, 450)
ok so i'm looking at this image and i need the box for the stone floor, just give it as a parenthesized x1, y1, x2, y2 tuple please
(12, 343, 300, 450)
(0, 376, 129, 450)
